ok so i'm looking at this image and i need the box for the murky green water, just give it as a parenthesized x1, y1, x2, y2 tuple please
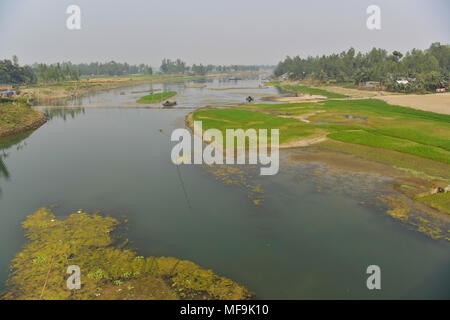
(0, 79, 449, 299)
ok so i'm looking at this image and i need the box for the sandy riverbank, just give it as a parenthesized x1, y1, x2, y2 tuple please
(377, 93, 450, 115)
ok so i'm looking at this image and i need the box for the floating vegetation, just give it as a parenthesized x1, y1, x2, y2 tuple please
(131, 89, 160, 94)
(184, 84, 206, 88)
(204, 164, 264, 206)
(1, 208, 252, 300)
(378, 195, 450, 241)
(136, 91, 176, 104)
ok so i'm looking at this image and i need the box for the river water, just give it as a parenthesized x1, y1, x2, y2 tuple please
(0, 78, 449, 299)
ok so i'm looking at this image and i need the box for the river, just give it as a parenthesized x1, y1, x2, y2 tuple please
(0, 78, 449, 299)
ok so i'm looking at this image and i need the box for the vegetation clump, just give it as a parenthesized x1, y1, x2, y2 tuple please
(137, 91, 177, 104)
(2, 208, 252, 300)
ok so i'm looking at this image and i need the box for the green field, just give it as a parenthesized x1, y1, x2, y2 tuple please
(192, 99, 450, 181)
(193, 108, 324, 145)
(136, 91, 177, 103)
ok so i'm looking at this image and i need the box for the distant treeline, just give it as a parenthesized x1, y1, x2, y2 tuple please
(1, 59, 154, 85)
(274, 42, 449, 92)
(160, 58, 271, 75)
(33, 61, 153, 79)
(1, 55, 272, 85)
(61, 61, 154, 77)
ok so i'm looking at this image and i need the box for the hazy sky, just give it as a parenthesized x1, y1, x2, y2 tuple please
(0, 0, 449, 66)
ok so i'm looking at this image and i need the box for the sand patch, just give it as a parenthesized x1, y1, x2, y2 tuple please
(377, 93, 450, 115)
(280, 136, 327, 148)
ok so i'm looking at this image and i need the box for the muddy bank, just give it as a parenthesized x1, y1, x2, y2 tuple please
(289, 147, 450, 221)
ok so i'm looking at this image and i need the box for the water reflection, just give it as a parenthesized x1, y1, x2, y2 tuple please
(0, 131, 33, 196)
(39, 107, 85, 122)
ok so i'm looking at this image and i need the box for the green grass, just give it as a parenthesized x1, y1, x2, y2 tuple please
(321, 99, 450, 123)
(328, 130, 450, 164)
(0, 101, 42, 135)
(264, 81, 282, 86)
(136, 91, 177, 103)
(281, 85, 348, 98)
(193, 108, 322, 145)
(193, 99, 450, 214)
(193, 98, 450, 167)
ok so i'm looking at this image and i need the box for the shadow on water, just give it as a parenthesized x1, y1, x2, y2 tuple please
(0, 131, 34, 197)
(0, 108, 86, 197)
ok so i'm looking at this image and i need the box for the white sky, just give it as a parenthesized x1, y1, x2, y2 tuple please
(0, 0, 449, 66)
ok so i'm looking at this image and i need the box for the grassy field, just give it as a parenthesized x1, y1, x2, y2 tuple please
(193, 98, 450, 179)
(0, 101, 46, 137)
(192, 108, 325, 146)
(136, 91, 177, 104)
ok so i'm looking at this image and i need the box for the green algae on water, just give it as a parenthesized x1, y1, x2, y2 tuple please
(2, 207, 252, 300)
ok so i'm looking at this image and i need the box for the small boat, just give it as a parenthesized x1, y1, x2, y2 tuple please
(162, 100, 177, 107)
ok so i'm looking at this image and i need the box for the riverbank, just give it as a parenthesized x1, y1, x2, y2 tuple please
(19, 73, 229, 105)
(187, 99, 450, 220)
(0, 101, 47, 137)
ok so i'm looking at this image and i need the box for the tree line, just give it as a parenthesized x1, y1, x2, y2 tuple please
(1, 55, 269, 85)
(274, 42, 449, 92)
(160, 58, 268, 75)
(0, 56, 36, 85)
(60, 61, 153, 77)
(0, 59, 154, 85)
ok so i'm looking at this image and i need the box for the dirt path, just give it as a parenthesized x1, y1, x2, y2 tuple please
(280, 136, 327, 148)
(279, 110, 326, 123)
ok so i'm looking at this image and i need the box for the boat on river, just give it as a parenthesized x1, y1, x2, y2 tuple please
(162, 100, 177, 107)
